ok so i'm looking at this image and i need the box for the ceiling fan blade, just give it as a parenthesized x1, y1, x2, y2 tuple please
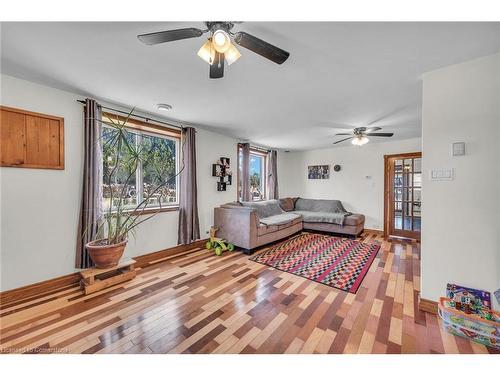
(335, 133, 353, 136)
(233, 32, 290, 64)
(364, 126, 382, 133)
(333, 137, 354, 145)
(138, 28, 203, 45)
(368, 133, 394, 137)
(209, 52, 224, 79)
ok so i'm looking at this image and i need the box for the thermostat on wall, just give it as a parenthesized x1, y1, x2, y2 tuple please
(452, 142, 466, 156)
(430, 168, 454, 181)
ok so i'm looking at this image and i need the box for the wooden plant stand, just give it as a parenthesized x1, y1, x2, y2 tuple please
(79, 259, 136, 295)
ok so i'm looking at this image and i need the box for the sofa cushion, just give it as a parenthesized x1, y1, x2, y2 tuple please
(241, 199, 284, 218)
(259, 212, 302, 226)
(295, 198, 348, 213)
(294, 210, 348, 225)
(344, 214, 365, 226)
(279, 197, 295, 212)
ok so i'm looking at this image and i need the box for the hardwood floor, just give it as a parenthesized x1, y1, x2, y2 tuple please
(0, 231, 497, 354)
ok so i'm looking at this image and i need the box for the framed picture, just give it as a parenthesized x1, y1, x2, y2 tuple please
(217, 182, 227, 191)
(308, 165, 330, 179)
(220, 157, 230, 167)
(212, 163, 224, 177)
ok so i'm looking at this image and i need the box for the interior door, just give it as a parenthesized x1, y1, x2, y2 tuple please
(384, 152, 422, 239)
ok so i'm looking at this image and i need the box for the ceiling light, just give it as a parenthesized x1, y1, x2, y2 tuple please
(224, 43, 241, 66)
(157, 103, 172, 111)
(351, 136, 369, 146)
(212, 29, 231, 53)
(197, 38, 215, 65)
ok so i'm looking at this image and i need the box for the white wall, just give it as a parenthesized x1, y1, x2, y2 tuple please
(421, 53, 500, 310)
(0, 74, 238, 291)
(278, 138, 422, 230)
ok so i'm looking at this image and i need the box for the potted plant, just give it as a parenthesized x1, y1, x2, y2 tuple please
(86, 110, 182, 268)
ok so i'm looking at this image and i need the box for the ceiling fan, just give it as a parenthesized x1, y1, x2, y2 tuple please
(137, 22, 290, 79)
(333, 126, 394, 146)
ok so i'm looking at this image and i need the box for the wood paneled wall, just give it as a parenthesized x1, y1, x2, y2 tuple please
(1, 106, 64, 170)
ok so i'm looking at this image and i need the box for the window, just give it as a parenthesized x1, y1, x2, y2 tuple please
(237, 145, 268, 201)
(101, 113, 180, 212)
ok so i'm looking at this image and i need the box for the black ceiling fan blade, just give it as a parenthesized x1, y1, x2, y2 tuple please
(137, 28, 203, 45)
(364, 126, 382, 133)
(233, 32, 290, 64)
(368, 133, 394, 137)
(335, 133, 353, 136)
(333, 137, 354, 145)
(209, 52, 224, 79)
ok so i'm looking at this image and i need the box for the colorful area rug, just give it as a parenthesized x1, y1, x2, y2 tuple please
(250, 233, 380, 293)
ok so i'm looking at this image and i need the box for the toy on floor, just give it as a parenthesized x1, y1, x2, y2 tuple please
(206, 227, 234, 256)
(446, 283, 491, 314)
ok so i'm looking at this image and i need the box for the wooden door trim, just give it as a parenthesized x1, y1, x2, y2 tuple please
(383, 151, 422, 239)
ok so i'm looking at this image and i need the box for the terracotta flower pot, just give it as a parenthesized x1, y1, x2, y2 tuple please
(85, 239, 127, 269)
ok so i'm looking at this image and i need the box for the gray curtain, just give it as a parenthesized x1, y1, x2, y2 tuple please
(267, 150, 279, 199)
(240, 143, 251, 202)
(76, 98, 103, 268)
(178, 127, 200, 244)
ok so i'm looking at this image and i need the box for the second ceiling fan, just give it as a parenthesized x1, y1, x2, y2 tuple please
(137, 22, 290, 79)
(334, 127, 394, 146)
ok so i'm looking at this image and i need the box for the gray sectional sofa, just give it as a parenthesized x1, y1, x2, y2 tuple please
(214, 198, 365, 253)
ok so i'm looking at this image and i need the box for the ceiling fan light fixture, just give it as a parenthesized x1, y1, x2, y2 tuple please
(351, 136, 369, 146)
(212, 29, 231, 53)
(197, 38, 215, 65)
(225, 43, 241, 66)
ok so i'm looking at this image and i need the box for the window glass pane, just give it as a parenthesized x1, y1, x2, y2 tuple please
(403, 202, 412, 230)
(102, 127, 138, 211)
(394, 211, 403, 229)
(140, 133, 177, 207)
(403, 188, 412, 202)
(403, 172, 413, 187)
(394, 159, 403, 173)
(394, 188, 402, 201)
(413, 172, 422, 187)
(404, 158, 412, 173)
(413, 187, 421, 203)
(394, 173, 403, 188)
(249, 153, 265, 201)
(413, 201, 421, 217)
(413, 217, 421, 232)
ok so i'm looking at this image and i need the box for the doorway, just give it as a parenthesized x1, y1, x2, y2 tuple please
(384, 152, 422, 240)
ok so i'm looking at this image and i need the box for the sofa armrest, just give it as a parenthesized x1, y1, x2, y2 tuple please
(214, 206, 259, 249)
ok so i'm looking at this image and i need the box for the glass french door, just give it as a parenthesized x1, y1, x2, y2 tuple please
(385, 153, 422, 239)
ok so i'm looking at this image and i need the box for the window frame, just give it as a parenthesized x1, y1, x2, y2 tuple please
(101, 112, 181, 214)
(237, 144, 268, 202)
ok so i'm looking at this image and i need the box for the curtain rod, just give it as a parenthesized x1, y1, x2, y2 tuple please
(76, 99, 183, 131)
(238, 142, 272, 153)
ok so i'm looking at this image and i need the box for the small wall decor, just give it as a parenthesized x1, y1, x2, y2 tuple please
(212, 157, 232, 191)
(333, 164, 341, 172)
(308, 165, 330, 179)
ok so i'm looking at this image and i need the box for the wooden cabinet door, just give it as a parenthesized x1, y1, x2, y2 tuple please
(1, 106, 64, 170)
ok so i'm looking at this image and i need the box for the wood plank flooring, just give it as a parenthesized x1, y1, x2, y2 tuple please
(1, 231, 498, 354)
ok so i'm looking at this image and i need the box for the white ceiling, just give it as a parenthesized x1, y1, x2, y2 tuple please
(1, 22, 500, 150)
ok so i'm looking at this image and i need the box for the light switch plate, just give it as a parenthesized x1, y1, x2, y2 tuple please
(430, 168, 454, 181)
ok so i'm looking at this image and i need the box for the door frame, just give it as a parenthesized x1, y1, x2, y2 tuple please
(384, 151, 422, 240)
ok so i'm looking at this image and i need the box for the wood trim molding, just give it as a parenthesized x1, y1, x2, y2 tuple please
(133, 239, 207, 269)
(0, 238, 207, 307)
(418, 295, 438, 315)
(363, 229, 384, 235)
(102, 111, 181, 139)
(1, 105, 65, 170)
(383, 151, 422, 239)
